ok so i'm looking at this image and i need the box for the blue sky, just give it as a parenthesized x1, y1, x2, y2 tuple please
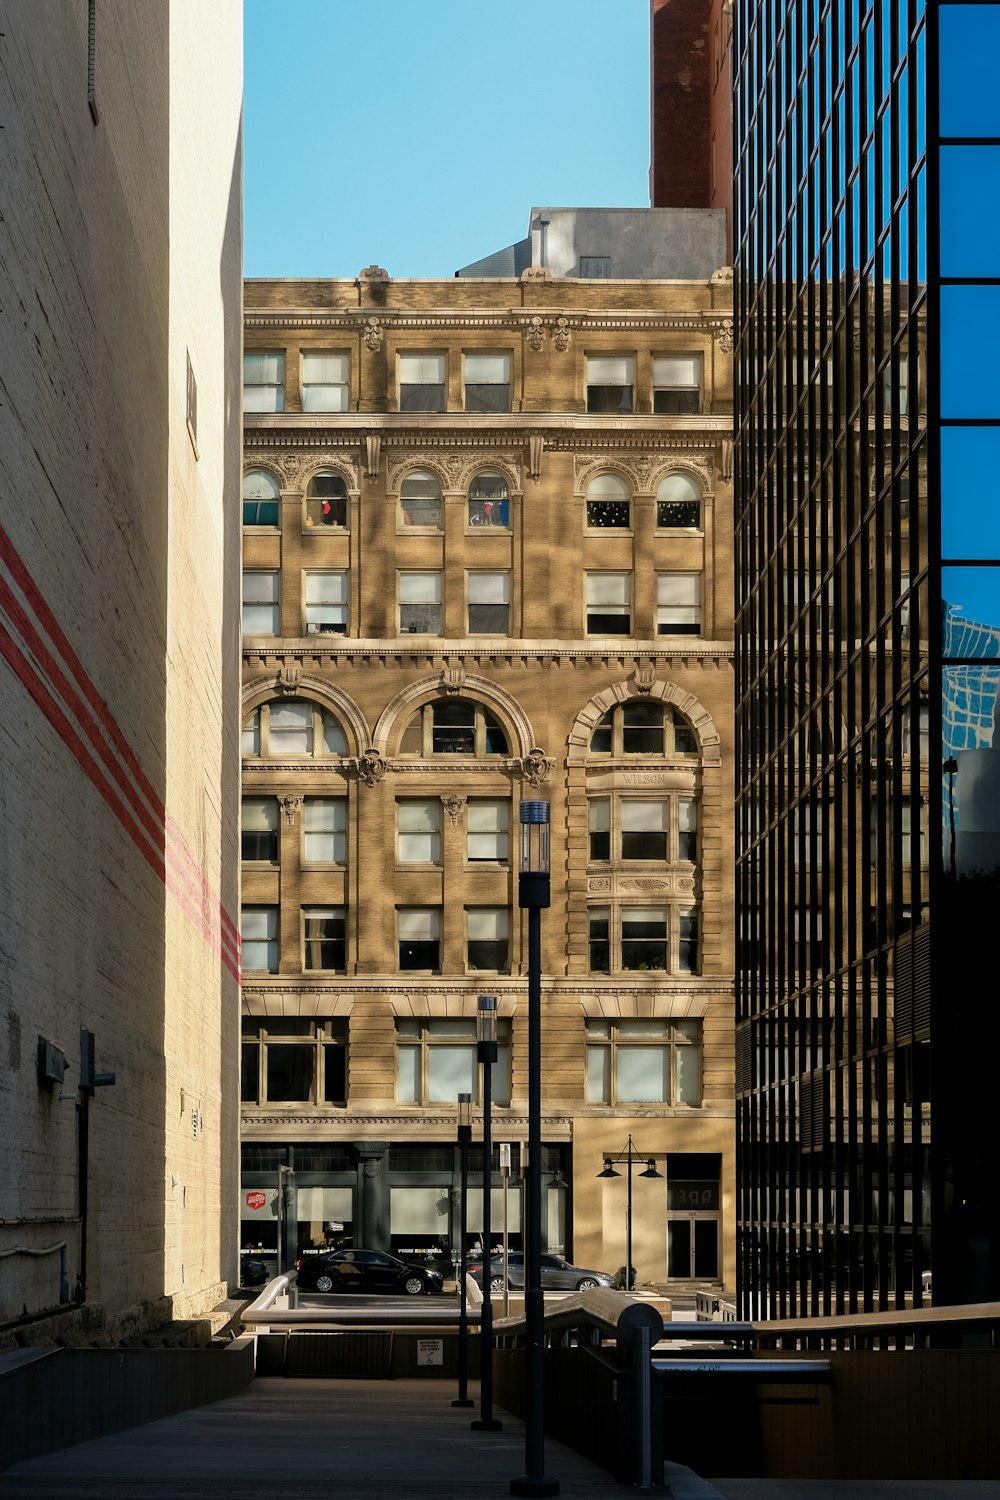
(243, 0, 651, 279)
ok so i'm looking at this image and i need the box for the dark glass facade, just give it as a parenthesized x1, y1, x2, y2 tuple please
(735, 0, 1000, 1315)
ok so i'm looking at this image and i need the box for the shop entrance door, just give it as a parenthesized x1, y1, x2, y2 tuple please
(665, 1153, 721, 1280)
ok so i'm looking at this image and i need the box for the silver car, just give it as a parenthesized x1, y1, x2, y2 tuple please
(469, 1251, 617, 1293)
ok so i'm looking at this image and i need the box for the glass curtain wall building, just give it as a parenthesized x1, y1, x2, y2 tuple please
(734, 0, 1000, 1315)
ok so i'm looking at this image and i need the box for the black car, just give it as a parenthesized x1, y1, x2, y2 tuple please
(294, 1247, 443, 1296)
(467, 1251, 617, 1293)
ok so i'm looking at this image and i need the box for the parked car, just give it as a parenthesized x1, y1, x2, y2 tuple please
(239, 1257, 270, 1288)
(467, 1251, 617, 1293)
(294, 1247, 444, 1296)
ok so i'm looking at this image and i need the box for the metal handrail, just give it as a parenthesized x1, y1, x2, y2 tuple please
(239, 1273, 482, 1331)
(753, 1300, 1000, 1349)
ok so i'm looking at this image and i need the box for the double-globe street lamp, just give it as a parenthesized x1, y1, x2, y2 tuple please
(511, 800, 558, 1498)
(597, 1136, 663, 1292)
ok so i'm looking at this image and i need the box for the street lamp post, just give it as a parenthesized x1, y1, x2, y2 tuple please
(453, 1092, 474, 1408)
(597, 1136, 663, 1292)
(511, 800, 558, 1497)
(472, 995, 502, 1432)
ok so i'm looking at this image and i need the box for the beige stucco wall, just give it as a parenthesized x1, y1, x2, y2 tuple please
(0, 0, 242, 1339)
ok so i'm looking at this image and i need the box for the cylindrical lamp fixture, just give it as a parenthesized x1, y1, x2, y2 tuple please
(477, 994, 498, 1057)
(457, 1091, 472, 1140)
(518, 801, 550, 910)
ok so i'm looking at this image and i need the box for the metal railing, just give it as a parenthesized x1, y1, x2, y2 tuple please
(239, 1272, 483, 1332)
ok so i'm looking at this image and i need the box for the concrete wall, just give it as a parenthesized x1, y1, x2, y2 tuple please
(457, 209, 727, 281)
(0, 0, 242, 1340)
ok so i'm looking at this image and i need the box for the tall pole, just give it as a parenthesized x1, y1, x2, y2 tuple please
(626, 1138, 634, 1292)
(512, 800, 558, 1497)
(454, 1093, 473, 1408)
(473, 996, 502, 1432)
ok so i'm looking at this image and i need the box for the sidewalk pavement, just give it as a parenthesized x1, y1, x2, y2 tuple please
(1, 1375, 998, 1500)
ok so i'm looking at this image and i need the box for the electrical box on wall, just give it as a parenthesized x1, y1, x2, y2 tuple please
(37, 1036, 69, 1087)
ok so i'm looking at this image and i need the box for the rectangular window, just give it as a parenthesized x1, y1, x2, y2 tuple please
(241, 906, 278, 972)
(467, 799, 509, 862)
(621, 907, 668, 970)
(678, 909, 698, 972)
(464, 353, 511, 413)
(678, 798, 698, 861)
(585, 1018, 703, 1106)
(399, 572, 442, 635)
(589, 798, 610, 860)
(468, 572, 510, 634)
(586, 572, 631, 634)
(397, 799, 442, 863)
(305, 571, 348, 635)
(621, 801, 668, 860)
(396, 1018, 511, 1106)
(586, 355, 634, 413)
(398, 908, 441, 971)
(303, 798, 347, 864)
(243, 351, 284, 413)
(652, 355, 702, 413)
(241, 1018, 347, 1107)
(399, 353, 446, 412)
(242, 571, 279, 634)
(241, 797, 279, 862)
(657, 573, 702, 635)
(302, 352, 350, 412)
(589, 907, 611, 972)
(467, 907, 510, 972)
(302, 907, 346, 972)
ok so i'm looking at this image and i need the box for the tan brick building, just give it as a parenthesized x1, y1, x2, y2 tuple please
(240, 264, 735, 1291)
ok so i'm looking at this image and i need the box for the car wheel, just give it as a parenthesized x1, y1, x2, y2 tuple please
(315, 1273, 334, 1293)
(403, 1275, 425, 1295)
(489, 1275, 506, 1294)
(576, 1277, 600, 1291)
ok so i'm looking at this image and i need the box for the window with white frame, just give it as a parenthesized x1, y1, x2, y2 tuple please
(588, 905, 698, 974)
(467, 907, 509, 971)
(399, 469, 443, 529)
(241, 1017, 347, 1107)
(586, 572, 631, 634)
(242, 571, 279, 634)
(302, 352, 350, 412)
(588, 699, 699, 757)
(399, 353, 446, 412)
(468, 471, 510, 528)
(466, 799, 509, 862)
(586, 355, 634, 413)
(243, 469, 280, 527)
(304, 472, 349, 529)
(464, 353, 511, 412)
(397, 799, 442, 864)
(242, 797, 279, 862)
(302, 906, 346, 972)
(398, 908, 441, 970)
(652, 355, 702, 413)
(303, 798, 347, 864)
(241, 906, 278, 971)
(468, 572, 510, 634)
(395, 1018, 511, 1105)
(656, 573, 702, 635)
(586, 473, 631, 529)
(399, 572, 442, 634)
(588, 796, 697, 863)
(656, 472, 702, 529)
(243, 351, 284, 412)
(585, 1018, 703, 1105)
(398, 698, 510, 757)
(242, 700, 348, 758)
(305, 572, 348, 634)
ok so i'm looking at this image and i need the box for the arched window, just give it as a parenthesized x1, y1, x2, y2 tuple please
(242, 700, 348, 758)
(398, 698, 509, 757)
(656, 473, 702, 530)
(399, 470, 443, 530)
(588, 700, 698, 757)
(468, 471, 510, 529)
(243, 470, 280, 527)
(586, 473, 631, 530)
(304, 472, 349, 529)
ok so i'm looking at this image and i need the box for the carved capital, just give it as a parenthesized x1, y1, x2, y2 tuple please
(552, 316, 571, 352)
(512, 746, 554, 787)
(279, 794, 304, 825)
(442, 794, 465, 825)
(363, 317, 383, 351)
(526, 316, 546, 353)
(713, 318, 734, 355)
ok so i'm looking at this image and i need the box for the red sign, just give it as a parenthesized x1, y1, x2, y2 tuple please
(245, 1191, 268, 1211)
